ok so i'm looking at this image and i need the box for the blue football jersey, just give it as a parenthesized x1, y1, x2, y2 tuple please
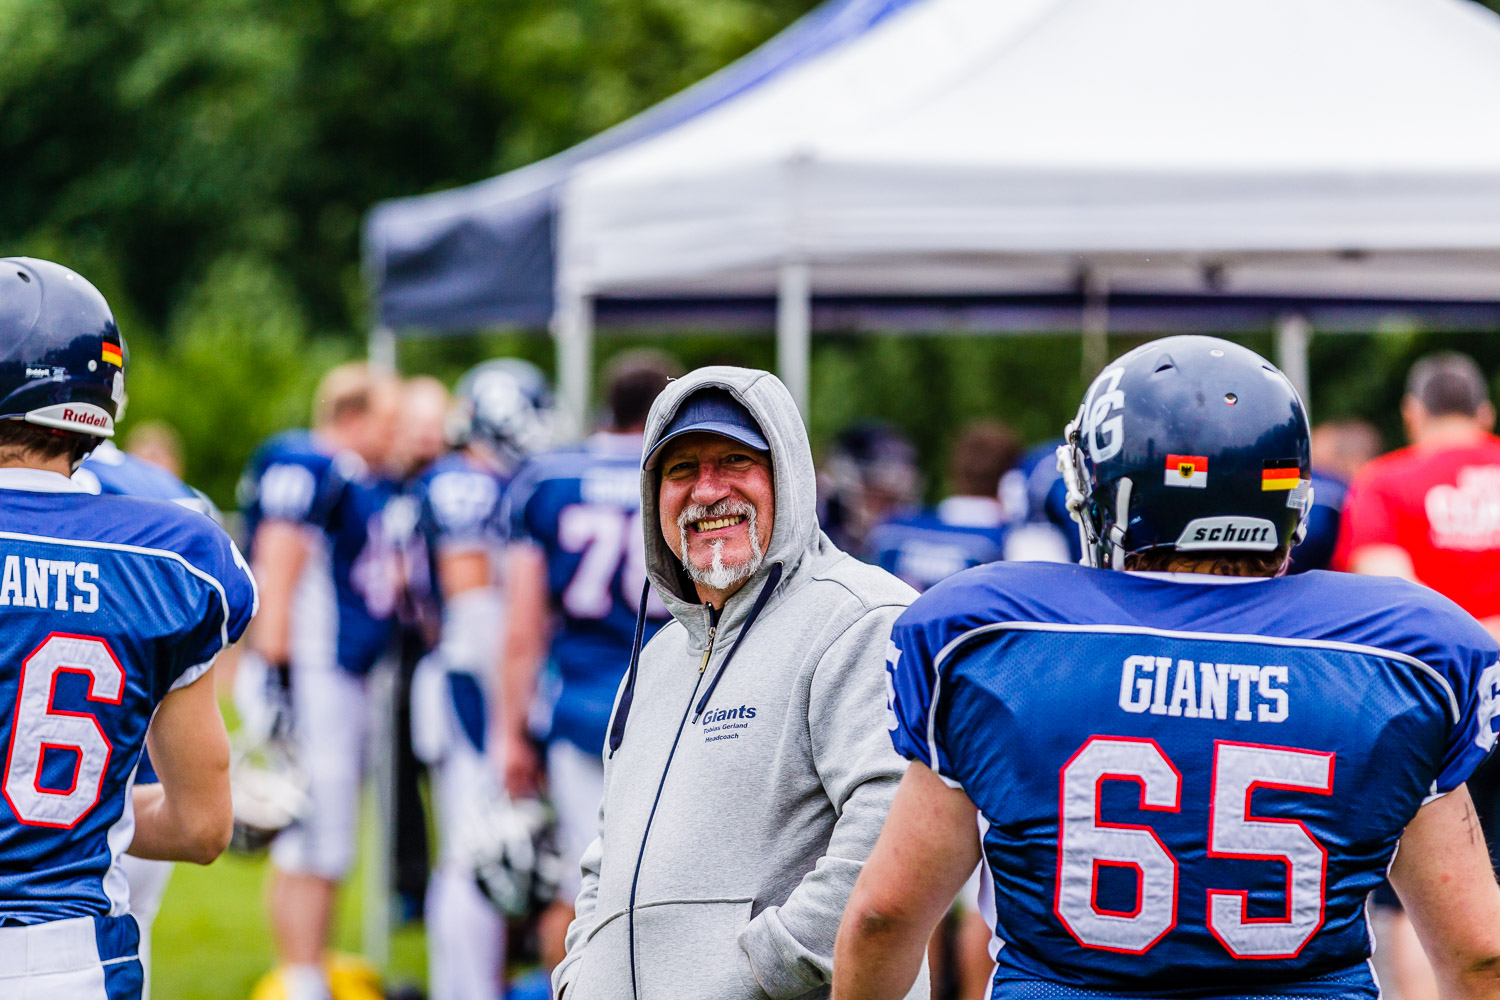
(239, 430, 397, 676)
(888, 562, 1499, 999)
(505, 434, 670, 755)
(0, 469, 256, 924)
(868, 497, 1011, 593)
(75, 441, 221, 786)
(407, 451, 508, 623)
(75, 441, 218, 522)
(1286, 470, 1348, 575)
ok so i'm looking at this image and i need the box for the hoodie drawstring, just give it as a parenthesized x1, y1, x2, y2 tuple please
(692, 561, 782, 722)
(607, 579, 654, 757)
(607, 562, 785, 753)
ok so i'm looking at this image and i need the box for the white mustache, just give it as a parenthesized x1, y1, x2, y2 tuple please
(677, 499, 756, 536)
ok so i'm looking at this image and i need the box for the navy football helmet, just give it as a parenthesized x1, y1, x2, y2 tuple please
(0, 258, 124, 449)
(1058, 336, 1312, 570)
(447, 359, 553, 465)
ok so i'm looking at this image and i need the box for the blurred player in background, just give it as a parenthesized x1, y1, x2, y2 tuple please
(0, 258, 255, 1000)
(407, 359, 552, 1000)
(869, 421, 1021, 592)
(74, 407, 220, 999)
(820, 421, 921, 558)
(1283, 419, 1380, 575)
(499, 350, 679, 989)
(1002, 438, 1082, 564)
(870, 420, 1070, 595)
(121, 420, 187, 480)
(837, 336, 1500, 1000)
(237, 363, 400, 1000)
(385, 374, 454, 922)
(1335, 352, 1500, 1000)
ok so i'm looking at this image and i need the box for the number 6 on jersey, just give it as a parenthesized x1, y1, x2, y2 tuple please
(4, 633, 125, 830)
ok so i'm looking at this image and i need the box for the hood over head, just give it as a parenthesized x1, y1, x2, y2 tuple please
(640, 366, 819, 628)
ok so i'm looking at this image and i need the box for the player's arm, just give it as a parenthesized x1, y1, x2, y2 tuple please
(1388, 784, 1500, 999)
(248, 519, 310, 664)
(499, 541, 550, 796)
(129, 668, 233, 864)
(832, 762, 981, 1000)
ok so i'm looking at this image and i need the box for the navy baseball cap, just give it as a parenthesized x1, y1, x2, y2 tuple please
(645, 388, 769, 470)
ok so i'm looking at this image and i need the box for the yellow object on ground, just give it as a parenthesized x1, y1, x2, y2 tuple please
(248, 954, 384, 1000)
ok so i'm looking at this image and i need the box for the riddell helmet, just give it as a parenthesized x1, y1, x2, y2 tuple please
(1057, 335, 1312, 570)
(447, 359, 553, 464)
(0, 259, 124, 446)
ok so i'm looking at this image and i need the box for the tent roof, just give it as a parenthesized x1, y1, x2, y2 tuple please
(362, 0, 920, 330)
(559, 0, 1500, 303)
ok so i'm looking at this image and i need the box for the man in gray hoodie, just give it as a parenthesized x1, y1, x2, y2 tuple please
(552, 367, 925, 1000)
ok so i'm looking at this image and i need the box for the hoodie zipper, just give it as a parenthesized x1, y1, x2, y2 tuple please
(626, 606, 719, 1000)
(699, 612, 718, 673)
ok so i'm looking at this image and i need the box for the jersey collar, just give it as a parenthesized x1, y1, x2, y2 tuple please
(0, 467, 88, 493)
(1126, 570, 1274, 585)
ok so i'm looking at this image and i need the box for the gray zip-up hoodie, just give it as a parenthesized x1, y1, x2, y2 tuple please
(553, 367, 924, 1000)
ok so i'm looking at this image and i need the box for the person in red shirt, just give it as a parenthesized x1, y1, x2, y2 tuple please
(1336, 350, 1500, 1000)
(1336, 351, 1500, 630)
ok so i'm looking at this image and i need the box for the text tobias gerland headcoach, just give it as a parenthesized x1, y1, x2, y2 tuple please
(552, 367, 927, 1000)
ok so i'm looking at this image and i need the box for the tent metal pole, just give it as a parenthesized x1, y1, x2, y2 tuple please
(369, 325, 397, 373)
(1275, 313, 1312, 411)
(777, 261, 811, 417)
(554, 291, 595, 441)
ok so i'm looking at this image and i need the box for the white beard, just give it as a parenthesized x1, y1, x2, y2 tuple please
(677, 499, 765, 593)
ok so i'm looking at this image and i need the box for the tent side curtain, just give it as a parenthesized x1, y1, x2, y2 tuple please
(363, 0, 922, 334)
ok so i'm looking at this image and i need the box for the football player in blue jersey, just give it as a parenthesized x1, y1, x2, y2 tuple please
(869, 420, 1069, 593)
(405, 359, 552, 1000)
(0, 258, 256, 1000)
(835, 336, 1500, 1000)
(499, 351, 679, 979)
(73, 424, 222, 1000)
(238, 362, 401, 1000)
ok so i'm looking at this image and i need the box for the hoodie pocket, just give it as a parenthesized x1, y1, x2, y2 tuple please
(633, 897, 765, 1000)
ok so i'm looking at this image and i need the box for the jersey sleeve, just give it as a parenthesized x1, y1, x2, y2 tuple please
(256, 453, 339, 528)
(170, 522, 259, 690)
(501, 460, 545, 545)
(886, 594, 960, 783)
(1433, 633, 1500, 796)
(424, 469, 502, 552)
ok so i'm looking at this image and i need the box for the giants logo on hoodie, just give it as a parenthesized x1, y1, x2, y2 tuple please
(700, 704, 756, 742)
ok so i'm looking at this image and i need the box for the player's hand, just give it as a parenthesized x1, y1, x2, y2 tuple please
(504, 730, 544, 799)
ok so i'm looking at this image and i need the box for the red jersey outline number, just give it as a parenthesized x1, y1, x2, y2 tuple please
(3, 633, 125, 829)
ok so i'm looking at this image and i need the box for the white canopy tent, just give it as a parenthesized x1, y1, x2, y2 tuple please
(553, 0, 1500, 426)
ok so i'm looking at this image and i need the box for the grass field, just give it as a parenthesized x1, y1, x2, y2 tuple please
(151, 814, 429, 999)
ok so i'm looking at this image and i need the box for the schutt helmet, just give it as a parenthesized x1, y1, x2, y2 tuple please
(1057, 335, 1312, 570)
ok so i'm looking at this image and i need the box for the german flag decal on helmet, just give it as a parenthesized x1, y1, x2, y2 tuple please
(1262, 459, 1300, 491)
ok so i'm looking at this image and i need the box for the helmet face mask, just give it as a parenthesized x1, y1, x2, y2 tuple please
(1059, 336, 1313, 572)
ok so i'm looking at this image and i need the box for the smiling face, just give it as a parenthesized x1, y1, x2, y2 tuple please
(658, 431, 775, 605)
